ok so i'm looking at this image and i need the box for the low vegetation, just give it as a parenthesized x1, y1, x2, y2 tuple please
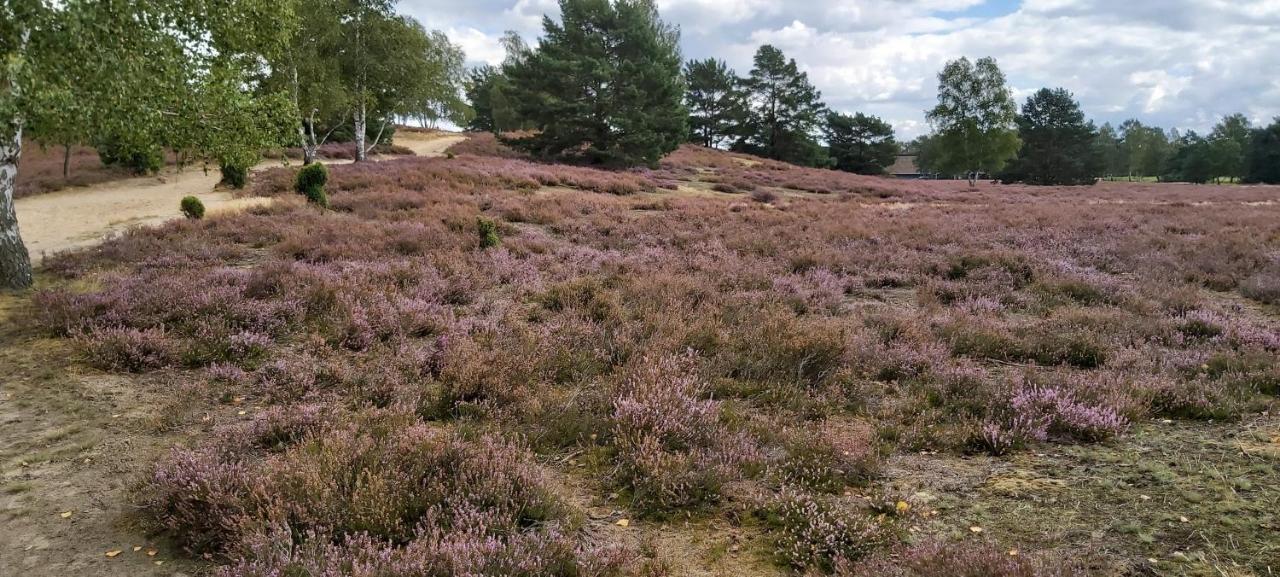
(26, 140, 1280, 575)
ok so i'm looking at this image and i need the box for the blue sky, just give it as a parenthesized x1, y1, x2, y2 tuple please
(402, 0, 1280, 139)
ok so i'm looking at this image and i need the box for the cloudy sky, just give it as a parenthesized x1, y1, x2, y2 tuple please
(402, 0, 1280, 139)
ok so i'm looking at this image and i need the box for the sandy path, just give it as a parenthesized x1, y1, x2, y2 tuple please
(14, 131, 466, 264)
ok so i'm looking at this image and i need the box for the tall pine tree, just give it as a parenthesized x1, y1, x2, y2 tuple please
(735, 45, 826, 166)
(824, 111, 898, 175)
(684, 58, 746, 149)
(503, 0, 685, 167)
(1001, 88, 1101, 185)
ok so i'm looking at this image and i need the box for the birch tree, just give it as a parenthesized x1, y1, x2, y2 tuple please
(925, 57, 1020, 186)
(1, 0, 297, 290)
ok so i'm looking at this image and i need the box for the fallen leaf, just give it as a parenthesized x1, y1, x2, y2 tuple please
(615, 518, 630, 527)
(896, 501, 911, 514)
(60, 511, 72, 518)
(105, 550, 122, 558)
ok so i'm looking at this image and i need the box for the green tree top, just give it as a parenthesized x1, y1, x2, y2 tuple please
(684, 58, 747, 149)
(503, 0, 686, 167)
(1001, 87, 1101, 185)
(925, 56, 1019, 185)
(824, 111, 899, 175)
(735, 44, 827, 166)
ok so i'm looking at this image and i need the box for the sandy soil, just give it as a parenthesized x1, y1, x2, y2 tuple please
(13, 131, 466, 264)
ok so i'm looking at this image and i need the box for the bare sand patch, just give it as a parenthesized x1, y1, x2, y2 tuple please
(14, 132, 465, 264)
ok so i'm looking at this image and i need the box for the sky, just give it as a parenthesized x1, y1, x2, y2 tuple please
(402, 0, 1280, 139)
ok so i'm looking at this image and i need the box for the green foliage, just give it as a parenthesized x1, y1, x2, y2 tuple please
(1163, 131, 1214, 184)
(95, 135, 162, 175)
(824, 111, 898, 175)
(220, 163, 249, 189)
(503, 0, 687, 167)
(1243, 118, 1280, 184)
(465, 65, 503, 133)
(1000, 88, 1101, 185)
(684, 58, 748, 149)
(1117, 119, 1170, 179)
(294, 163, 329, 207)
(906, 134, 943, 176)
(734, 45, 827, 166)
(477, 217, 500, 249)
(1208, 113, 1251, 182)
(1094, 122, 1125, 178)
(925, 57, 1020, 183)
(180, 196, 206, 220)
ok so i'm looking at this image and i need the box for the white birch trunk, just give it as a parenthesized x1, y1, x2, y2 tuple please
(1, 127, 33, 290)
(354, 100, 367, 162)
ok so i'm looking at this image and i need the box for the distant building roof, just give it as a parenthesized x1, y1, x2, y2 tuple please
(889, 154, 920, 176)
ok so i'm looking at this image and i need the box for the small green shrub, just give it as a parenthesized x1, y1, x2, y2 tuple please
(219, 163, 249, 189)
(294, 163, 329, 208)
(180, 196, 205, 220)
(477, 217, 500, 248)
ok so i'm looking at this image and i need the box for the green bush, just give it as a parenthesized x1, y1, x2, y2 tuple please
(97, 137, 163, 175)
(219, 163, 249, 189)
(294, 163, 329, 208)
(180, 196, 205, 220)
(477, 217, 500, 248)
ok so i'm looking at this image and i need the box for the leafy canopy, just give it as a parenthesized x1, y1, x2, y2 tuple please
(925, 56, 1019, 181)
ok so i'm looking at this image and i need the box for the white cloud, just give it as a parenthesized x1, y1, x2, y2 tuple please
(402, 0, 1280, 137)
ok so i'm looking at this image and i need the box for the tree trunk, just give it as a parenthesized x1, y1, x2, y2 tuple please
(63, 143, 71, 178)
(354, 100, 367, 163)
(1, 128, 34, 290)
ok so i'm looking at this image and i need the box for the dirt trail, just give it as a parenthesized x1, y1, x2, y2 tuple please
(14, 131, 465, 264)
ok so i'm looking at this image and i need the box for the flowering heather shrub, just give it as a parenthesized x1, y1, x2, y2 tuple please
(77, 326, 176, 372)
(779, 419, 881, 492)
(1239, 264, 1280, 305)
(611, 353, 762, 513)
(981, 380, 1128, 454)
(30, 127, 1280, 572)
(444, 132, 529, 159)
(219, 526, 640, 577)
(840, 540, 1090, 577)
(769, 487, 888, 572)
(139, 408, 628, 574)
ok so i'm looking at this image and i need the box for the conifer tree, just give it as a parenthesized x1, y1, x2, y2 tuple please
(503, 0, 686, 167)
(735, 45, 827, 166)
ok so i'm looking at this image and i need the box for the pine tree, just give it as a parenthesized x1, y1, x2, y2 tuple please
(1243, 118, 1280, 184)
(735, 45, 827, 166)
(465, 65, 502, 133)
(824, 112, 898, 175)
(1001, 88, 1101, 185)
(503, 0, 686, 167)
(684, 58, 747, 149)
